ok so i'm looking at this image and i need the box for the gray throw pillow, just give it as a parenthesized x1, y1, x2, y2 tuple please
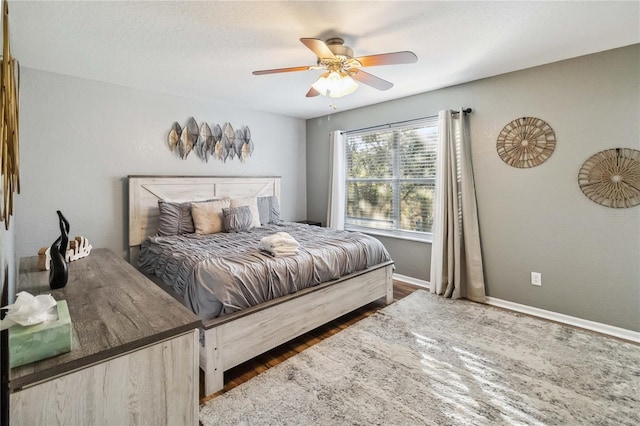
(157, 201, 195, 236)
(257, 196, 281, 225)
(223, 206, 253, 233)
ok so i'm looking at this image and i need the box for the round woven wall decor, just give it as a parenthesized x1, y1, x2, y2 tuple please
(578, 148, 640, 208)
(496, 117, 556, 168)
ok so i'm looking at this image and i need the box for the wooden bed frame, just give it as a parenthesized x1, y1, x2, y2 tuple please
(128, 175, 394, 395)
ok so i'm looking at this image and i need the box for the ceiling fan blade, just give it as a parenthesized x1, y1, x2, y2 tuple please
(252, 66, 311, 75)
(355, 51, 418, 67)
(351, 70, 394, 91)
(300, 38, 336, 59)
(306, 87, 320, 98)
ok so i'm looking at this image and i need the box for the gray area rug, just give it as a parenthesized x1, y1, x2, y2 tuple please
(200, 290, 639, 425)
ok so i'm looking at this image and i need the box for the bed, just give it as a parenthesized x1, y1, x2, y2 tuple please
(128, 175, 394, 395)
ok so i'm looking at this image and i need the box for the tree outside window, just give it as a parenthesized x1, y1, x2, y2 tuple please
(345, 118, 438, 238)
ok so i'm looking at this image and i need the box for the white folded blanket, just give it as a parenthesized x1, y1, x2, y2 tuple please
(259, 232, 300, 256)
(260, 232, 299, 249)
(266, 247, 299, 257)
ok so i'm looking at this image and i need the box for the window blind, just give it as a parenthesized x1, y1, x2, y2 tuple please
(345, 117, 439, 236)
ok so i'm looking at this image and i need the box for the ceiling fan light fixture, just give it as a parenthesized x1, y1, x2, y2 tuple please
(253, 37, 415, 99)
(333, 72, 358, 98)
(311, 71, 358, 98)
(311, 72, 330, 96)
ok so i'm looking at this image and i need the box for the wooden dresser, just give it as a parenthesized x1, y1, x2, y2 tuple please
(9, 248, 201, 426)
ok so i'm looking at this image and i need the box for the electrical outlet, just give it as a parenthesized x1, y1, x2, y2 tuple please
(531, 272, 542, 286)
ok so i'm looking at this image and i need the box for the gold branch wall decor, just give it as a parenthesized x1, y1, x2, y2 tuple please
(0, 0, 20, 230)
(496, 117, 556, 168)
(578, 148, 640, 208)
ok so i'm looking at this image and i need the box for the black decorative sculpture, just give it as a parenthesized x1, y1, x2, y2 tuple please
(49, 210, 69, 289)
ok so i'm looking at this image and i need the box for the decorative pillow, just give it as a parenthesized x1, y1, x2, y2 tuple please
(257, 196, 281, 225)
(191, 199, 231, 234)
(157, 201, 195, 236)
(230, 197, 261, 228)
(222, 206, 253, 233)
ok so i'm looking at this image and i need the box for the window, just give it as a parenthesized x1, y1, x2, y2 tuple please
(344, 117, 438, 240)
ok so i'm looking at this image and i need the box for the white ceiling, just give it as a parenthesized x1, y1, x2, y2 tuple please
(8, 1, 640, 119)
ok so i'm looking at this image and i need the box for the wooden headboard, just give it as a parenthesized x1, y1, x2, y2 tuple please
(128, 175, 281, 250)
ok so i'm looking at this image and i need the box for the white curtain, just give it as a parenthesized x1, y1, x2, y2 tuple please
(326, 130, 345, 230)
(430, 109, 486, 302)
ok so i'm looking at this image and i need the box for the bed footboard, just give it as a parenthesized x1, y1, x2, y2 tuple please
(200, 262, 393, 395)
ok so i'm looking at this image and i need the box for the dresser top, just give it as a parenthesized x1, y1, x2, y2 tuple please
(11, 248, 201, 389)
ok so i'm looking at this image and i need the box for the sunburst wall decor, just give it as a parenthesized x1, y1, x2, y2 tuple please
(496, 117, 556, 168)
(578, 148, 640, 208)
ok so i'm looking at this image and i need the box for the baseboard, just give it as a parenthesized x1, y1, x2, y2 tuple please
(486, 297, 640, 344)
(392, 273, 430, 289)
(392, 274, 639, 344)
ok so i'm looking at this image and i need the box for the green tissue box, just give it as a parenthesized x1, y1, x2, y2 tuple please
(9, 300, 72, 368)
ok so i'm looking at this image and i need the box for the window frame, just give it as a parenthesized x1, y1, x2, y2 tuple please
(343, 117, 438, 243)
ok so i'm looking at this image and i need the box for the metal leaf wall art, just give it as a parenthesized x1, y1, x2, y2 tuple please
(168, 122, 181, 152)
(223, 123, 235, 160)
(178, 117, 198, 159)
(196, 122, 213, 162)
(237, 126, 254, 162)
(212, 124, 226, 161)
(167, 119, 254, 163)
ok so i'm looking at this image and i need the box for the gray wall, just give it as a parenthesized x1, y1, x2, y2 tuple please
(307, 45, 640, 331)
(17, 68, 307, 259)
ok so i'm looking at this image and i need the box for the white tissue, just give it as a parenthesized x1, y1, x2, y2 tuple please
(0, 291, 57, 330)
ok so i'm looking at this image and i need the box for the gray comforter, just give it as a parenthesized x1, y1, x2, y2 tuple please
(138, 223, 392, 319)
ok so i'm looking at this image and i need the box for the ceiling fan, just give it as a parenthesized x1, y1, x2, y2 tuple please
(252, 37, 418, 98)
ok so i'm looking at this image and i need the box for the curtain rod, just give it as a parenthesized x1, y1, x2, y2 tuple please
(342, 108, 472, 135)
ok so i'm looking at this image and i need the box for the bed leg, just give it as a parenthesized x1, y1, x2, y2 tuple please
(385, 265, 393, 305)
(201, 328, 224, 396)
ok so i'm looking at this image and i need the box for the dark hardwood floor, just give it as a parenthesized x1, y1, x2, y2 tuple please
(199, 281, 421, 404)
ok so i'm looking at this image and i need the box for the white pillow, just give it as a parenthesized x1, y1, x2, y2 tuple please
(191, 199, 231, 234)
(230, 197, 261, 228)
